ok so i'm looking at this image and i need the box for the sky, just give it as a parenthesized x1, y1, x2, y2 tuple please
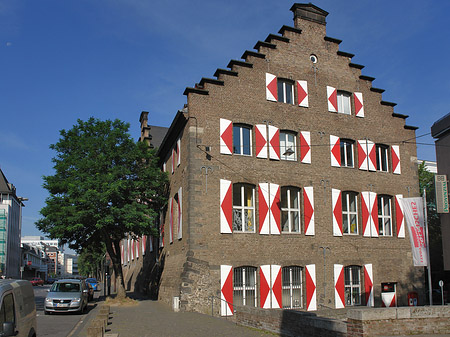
(1, 0, 449, 240)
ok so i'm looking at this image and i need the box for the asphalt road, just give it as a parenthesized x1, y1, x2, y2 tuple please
(33, 284, 100, 337)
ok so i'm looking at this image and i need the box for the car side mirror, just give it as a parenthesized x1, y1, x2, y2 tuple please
(83, 289, 88, 293)
(2, 322, 15, 337)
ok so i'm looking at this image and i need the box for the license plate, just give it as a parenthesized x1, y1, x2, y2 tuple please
(56, 303, 68, 308)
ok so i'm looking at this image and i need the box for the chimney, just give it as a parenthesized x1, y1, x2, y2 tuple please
(290, 3, 328, 30)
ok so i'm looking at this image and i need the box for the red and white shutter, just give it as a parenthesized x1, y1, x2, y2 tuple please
(364, 264, 374, 307)
(163, 162, 166, 172)
(330, 135, 341, 167)
(303, 187, 315, 235)
(268, 125, 280, 160)
(370, 192, 378, 237)
(169, 197, 173, 243)
(220, 265, 233, 316)
(367, 141, 376, 171)
(358, 140, 368, 171)
(382, 292, 397, 307)
(177, 187, 182, 240)
(300, 131, 311, 164)
(297, 80, 308, 107)
(141, 235, 147, 255)
(392, 145, 401, 174)
(270, 184, 281, 235)
(305, 264, 317, 311)
(127, 238, 130, 263)
(255, 124, 268, 159)
(260, 265, 271, 308)
(361, 191, 371, 237)
(258, 183, 270, 235)
(395, 194, 405, 238)
(136, 238, 140, 259)
(266, 73, 278, 102)
(332, 189, 343, 236)
(271, 265, 282, 309)
(220, 118, 233, 155)
(171, 148, 175, 174)
(334, 264, 345, 309)
(220, 179, 233, 234)
(120, 241, 124, 265)
(177, 138, 181, 167)
(327, 86, 337, 112)
(354, 92, 364, 117)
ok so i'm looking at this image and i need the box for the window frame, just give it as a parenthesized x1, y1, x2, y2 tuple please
(281, 186, 301, 233)
(280, 131, 297, 161)
(342, 191, 359, 235)
(337, 91, 352, 115)
(233, 266, 257, 307)
(344, 265, 361, 306)
(232, 183, 256, 233)
(376, 144, 389, 172)
(340, 139, 354, 168)
(378, 195, 393, 237)
(282, 266, 303, 309)
(233, 124, 252, 156)
(277, 79, 294, 105)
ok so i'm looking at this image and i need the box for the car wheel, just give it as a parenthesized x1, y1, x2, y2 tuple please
(44, 311, 50, 315)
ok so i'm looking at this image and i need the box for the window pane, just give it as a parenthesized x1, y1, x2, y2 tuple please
(281, 211, 289, 232)
(277, 81, 284, 103)
(343, 215, 349, 234)
(290, 190, 299, 208)
(349, 195, 356, 212)
(285, 83, 293, 104)
(244, 185, 253, 207)
(281, 188, 288, 208)
(350, 215, 357, 234)
(291, 211, 299, 232)
(233, 184, 242, 206)
(233, 209, 242, 231)
(233, 126, 241, 154)
(242, 127, 251, 155)
(346, 143, 353, 167)
(244, 210, 254, 232)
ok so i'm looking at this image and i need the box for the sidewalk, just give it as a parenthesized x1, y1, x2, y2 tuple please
(74, 294, 275, 337)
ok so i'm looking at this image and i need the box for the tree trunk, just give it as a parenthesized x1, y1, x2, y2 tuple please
(104, 234, 127, 299)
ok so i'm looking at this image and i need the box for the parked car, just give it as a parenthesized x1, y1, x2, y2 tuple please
(44, 279, 89, 314)
(30, 277, 44, 286)
(85, 278, 99, 291)
(46, 277, 58, 284)
(86, 283, 94, 302)
(0, 279, 37, 337)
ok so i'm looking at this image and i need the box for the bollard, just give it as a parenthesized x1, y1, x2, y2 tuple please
(87, 326, 103, 337)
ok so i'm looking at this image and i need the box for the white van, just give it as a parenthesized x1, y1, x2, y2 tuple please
(0, 280, 37, 337)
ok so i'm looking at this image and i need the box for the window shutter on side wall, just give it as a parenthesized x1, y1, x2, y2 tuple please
(177, 187, 182, 240)
(358, 140, 368, 171)
(259, 183, 270, 235)
(220, 179, 233, 233)
(266, 73, 278, 102)
(268, 125, 280, 160)
(260, 265, 282, 309)
(367, 141, 376, 171)
(300, 131, 311, 164)
(395, 195, 405, 238)
(297, 80, 309, 107)
(334, 264, 345, 309)
(255, 124, 268, 159)
(327, 86, 337, 112)
(364, 264, 374, 307)
(258, 183, 281, 235)
(358, 140, 376, 171)
(362, 191, 378, 237)
(169, 197, 173, 243)
(220, 265, 233, 316)
(303, 187, 315, 236)
(220, 118, 233, 155)
(354, 92, 364, 117)
(392, 145, 401, 174)
(332, 189, 343, 236)
(177, 138, 181, 166)
(330, 135, 341, 167)
(171, 149, 175, 174)
(305, 264, 317, 311)
(260, 265, 271, 308)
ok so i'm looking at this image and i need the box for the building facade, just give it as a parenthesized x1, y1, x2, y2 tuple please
(127, 3, 424, 314)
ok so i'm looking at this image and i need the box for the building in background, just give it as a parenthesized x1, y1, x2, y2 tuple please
(20, 243, 47, 280)
(0, 168, 26, 278)
(431, 113, 450, 270)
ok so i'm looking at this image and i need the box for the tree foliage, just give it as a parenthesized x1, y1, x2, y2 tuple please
(78, 243, 106, 278)
(37, 118, 168, 297)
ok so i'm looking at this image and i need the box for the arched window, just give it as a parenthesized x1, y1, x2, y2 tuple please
(280, 131, 297, 161)
(233, 124, 252, 156)
(344, 265, 361, 306)
(232, 183, 255, 232)
(277, 79, 294, 104)
(376, 144, 389, 172)
(282, 266, 303, 308)
(281, 186, 301, 233)
(340, 139, 354, 168)
(233, 266, 257, 307)
(378, 195, 392, 236)
(342, 191, 358, 234)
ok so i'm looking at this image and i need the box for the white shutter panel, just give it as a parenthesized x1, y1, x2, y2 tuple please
(305, 264, 317, 311)
(177, 138, 181, 166)
(258, 183, 270, 235)
(220, 265, 233, 316)
(395, 194, 405, 238)
(332, 189, 343, 236)
(300, 131, 311, 164)
(268, 125, 280, 160)
(220, 179, 233, 234)
(334, 264, 345, 309)
(260, 265, 271, 308)
(330, 135, 341, 167)
(271, 265, 282, 309)
(364, 264, 374, 307)
(177, 187, 182, 240)
(358, 140, 368, 171)
(255, 124, 268, 159)
(367, 141, 376, 171)
(169, 197, 173, 243)
(370, 192, 378, 237)
(297, 80, 309, 107)
(269, 184, 281, 235)
(303, 187, 315, 236)
(220, 118, 233, 155)
(361, 191, 371, 237)
(327, 86, 337, 112)
(354, 92, 364, 117)
(266, 73, 277, 102)
(392, 145, 401, 174)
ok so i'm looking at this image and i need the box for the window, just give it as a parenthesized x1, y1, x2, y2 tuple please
(233, 267, 257, 307)
(378, 195, 392, 236)
(337, 91, 351, 114)
(344, 266, 361, 306)
(0, 293, 15, 333)
(280, 131, 297, 161)
(340, 139, 354, 168)
(281, 187, 300, 233)
(342, 192, 358, 234)
(233, 184, 255, 232)
(277, 79, 294, 104)
(376, 144, 389, 172)
(233, 125, 251, 156)
(282, 266, 303, 308)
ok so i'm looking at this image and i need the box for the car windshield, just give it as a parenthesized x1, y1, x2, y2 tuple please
(86, 278, 97, 283)
(50, 282, 81, 292)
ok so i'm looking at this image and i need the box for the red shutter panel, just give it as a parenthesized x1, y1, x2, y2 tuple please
(220, 265, 233, 316)
(268, 126, 280, 160)
(303, 187, 314, 235)
(220, 179, 233, 233)
(270, 184, 281, 235)
(364, 264, 374, 307)
(255, 124, 268, 159)
(354, 92, 364, 117)
(305, 264, 317, 311)
(297, 80, 308, 107)
(327, 86, 337, 112)
(395, 194, 405, 238)
(220, 118, 233, 155)
(271, 265, 282, 309)
(334, 264, 345, 309)
(330, 135, 341, 167)
(358, 140, 368, 170)
(392, 145, 401, 174)
(258, 183, 270, 235)
(177, 187, 182, 240)
(300, 131, 311, 164)
(332, 189, 343, 236)
(266, 73, 278, 102)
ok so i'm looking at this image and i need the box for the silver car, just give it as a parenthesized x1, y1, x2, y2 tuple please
(44, 279, 88, 314)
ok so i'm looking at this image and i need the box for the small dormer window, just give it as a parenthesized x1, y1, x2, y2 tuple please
(277, 79, 294, 104)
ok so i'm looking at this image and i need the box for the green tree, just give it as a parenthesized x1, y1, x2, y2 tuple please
(37, 118, 168, 298)
(78, 243, 106, 278)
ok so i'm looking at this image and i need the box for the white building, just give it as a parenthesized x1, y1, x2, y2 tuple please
(21, 236, 61, 251)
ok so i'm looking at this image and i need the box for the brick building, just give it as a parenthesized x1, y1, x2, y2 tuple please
(124, 3, 424, 314)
